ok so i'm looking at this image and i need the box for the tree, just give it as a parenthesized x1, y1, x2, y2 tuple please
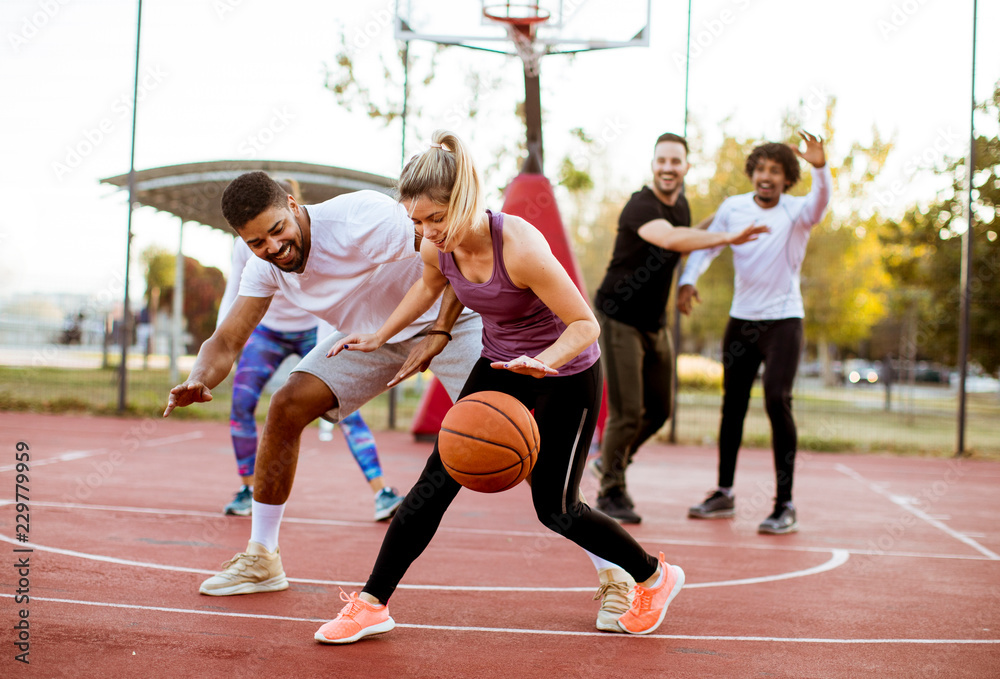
(324, 33, 525, 192)
(141, 247, 226, 354)
(877, 82, 1000, 374)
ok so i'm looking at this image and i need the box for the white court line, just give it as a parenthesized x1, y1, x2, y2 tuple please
(3, 500, 993, 563)
(0, 449, 106, 472)
(836, 463, 1000, 561)
(142, 431, 205, 447)
(0, 432, 204, 473)
(0, 533, 846, 592)
(1, 594, 997, 645)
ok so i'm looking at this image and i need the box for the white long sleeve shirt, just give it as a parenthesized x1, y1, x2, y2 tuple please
(679, 165, 833, 321)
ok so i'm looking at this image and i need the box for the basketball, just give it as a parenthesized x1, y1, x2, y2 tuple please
(438, 391, 540, 493)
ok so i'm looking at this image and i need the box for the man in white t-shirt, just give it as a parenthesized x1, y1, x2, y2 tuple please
(679, 132, 831, 535)
(163, 171, 482, 596)
(217, 229, 403, 522)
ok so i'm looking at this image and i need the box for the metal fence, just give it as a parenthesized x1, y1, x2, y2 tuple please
(1, 316, 997, 456)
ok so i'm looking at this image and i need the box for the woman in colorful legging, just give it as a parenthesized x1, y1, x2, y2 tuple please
(217, 179, 404, 522)
(320, 131, 686, 643)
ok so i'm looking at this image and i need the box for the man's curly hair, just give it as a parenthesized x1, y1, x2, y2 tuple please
(745, 143, 800, 191)
(221, 171, 289, 230)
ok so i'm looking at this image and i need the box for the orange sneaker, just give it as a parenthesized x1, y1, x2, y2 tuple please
(617, 553, 684, 635)
(315, 590, 395, 644)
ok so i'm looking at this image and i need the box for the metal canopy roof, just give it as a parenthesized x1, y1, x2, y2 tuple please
(101, 160, 397, 232)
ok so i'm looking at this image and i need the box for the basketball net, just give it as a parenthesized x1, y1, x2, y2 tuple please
(482, 3, 548, 77)
(506, 25, 543, 77)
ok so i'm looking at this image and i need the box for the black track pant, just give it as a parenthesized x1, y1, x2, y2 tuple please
(364, 358, 659, 604)
(717, 317, 803, 505)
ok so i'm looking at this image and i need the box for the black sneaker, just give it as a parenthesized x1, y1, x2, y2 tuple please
(588, 458, 636, 509)
(758, 502, 798, 534)
(688, 490, 736, 519)
(597, 492, 642, 524)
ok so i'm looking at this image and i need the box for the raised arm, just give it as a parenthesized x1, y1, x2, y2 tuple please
(793, 131, 832, 228)
(164, 294, 271, 416)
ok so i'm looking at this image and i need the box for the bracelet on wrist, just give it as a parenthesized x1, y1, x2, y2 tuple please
(426, 329, 452, 342)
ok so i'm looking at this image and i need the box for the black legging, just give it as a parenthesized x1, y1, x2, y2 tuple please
(364, 358, 659, 604)
(717, 317, 803, 505)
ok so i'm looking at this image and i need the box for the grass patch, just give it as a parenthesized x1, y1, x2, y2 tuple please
(2, 365, 997, 458)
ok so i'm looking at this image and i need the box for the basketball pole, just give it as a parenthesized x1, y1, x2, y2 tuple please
(118, 0, 143, 413)
(956, 0, 978, 457)
(669, 0, 693, 444)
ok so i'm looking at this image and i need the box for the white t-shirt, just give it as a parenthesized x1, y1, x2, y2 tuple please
(238, 190, 438, 343)
(679, 165, 832, 321)
(217, 238, 319, 333)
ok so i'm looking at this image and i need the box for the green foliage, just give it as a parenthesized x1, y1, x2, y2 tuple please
(141, 249, 226, 354)
(876, 81, 1000, 374)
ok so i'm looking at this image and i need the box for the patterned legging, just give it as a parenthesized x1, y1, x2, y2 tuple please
(230, 324, 382, 481)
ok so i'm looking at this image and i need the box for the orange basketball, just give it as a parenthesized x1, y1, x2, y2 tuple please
(438, 391, 540, 493)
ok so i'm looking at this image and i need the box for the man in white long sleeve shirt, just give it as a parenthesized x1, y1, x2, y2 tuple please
(679, 131, 831, 534)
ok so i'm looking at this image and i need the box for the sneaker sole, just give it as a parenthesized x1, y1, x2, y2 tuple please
(687, 508, 735, 519)
(374, 497, 404, 522)
(314, 617, 395, 644)
(224, 507, 252, 517)
(199, 574, 289, 596)
(758, 522, 799, 535)
(596, 611, 627, 633)
(618, 565, 685, 635)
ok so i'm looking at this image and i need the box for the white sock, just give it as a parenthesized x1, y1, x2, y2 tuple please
(649, 565, 665, 588)
(585, 550, 620, 572)
(249, 501, 285, 552)
(718, 486, 734, 498)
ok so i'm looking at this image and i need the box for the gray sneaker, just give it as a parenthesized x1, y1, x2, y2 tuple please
(598, 492, 642, 524)
(688, 490, 736, 519)
(224, 485, 252, 516)
(758, 502, 798, 534)
(374, 487, 404, 522)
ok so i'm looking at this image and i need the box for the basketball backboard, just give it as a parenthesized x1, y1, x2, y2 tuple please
(394, 0, 651, 56)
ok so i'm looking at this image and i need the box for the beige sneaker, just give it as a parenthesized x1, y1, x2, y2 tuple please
(593, 567, 634, 632)
(199, 541, 289, 596)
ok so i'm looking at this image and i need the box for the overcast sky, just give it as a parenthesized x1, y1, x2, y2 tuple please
(2, 0, 997, 306)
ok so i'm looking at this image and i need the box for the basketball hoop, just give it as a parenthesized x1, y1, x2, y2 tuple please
(483, 3, 550, 76)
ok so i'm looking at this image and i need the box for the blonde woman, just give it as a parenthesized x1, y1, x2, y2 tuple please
(316, 131, 685, 644)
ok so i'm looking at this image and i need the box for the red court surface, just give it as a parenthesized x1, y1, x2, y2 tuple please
(1, 412, 998, 677)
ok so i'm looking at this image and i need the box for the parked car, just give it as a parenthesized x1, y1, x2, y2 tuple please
(844, 359, 880, 385)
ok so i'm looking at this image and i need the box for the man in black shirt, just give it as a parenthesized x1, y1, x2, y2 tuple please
(593, 133, 767, 523)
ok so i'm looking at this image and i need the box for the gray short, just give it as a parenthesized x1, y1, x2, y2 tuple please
(292, 312, 483, 423)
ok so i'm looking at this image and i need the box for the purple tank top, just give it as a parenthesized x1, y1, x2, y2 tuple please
(438, 211, 600, 376)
